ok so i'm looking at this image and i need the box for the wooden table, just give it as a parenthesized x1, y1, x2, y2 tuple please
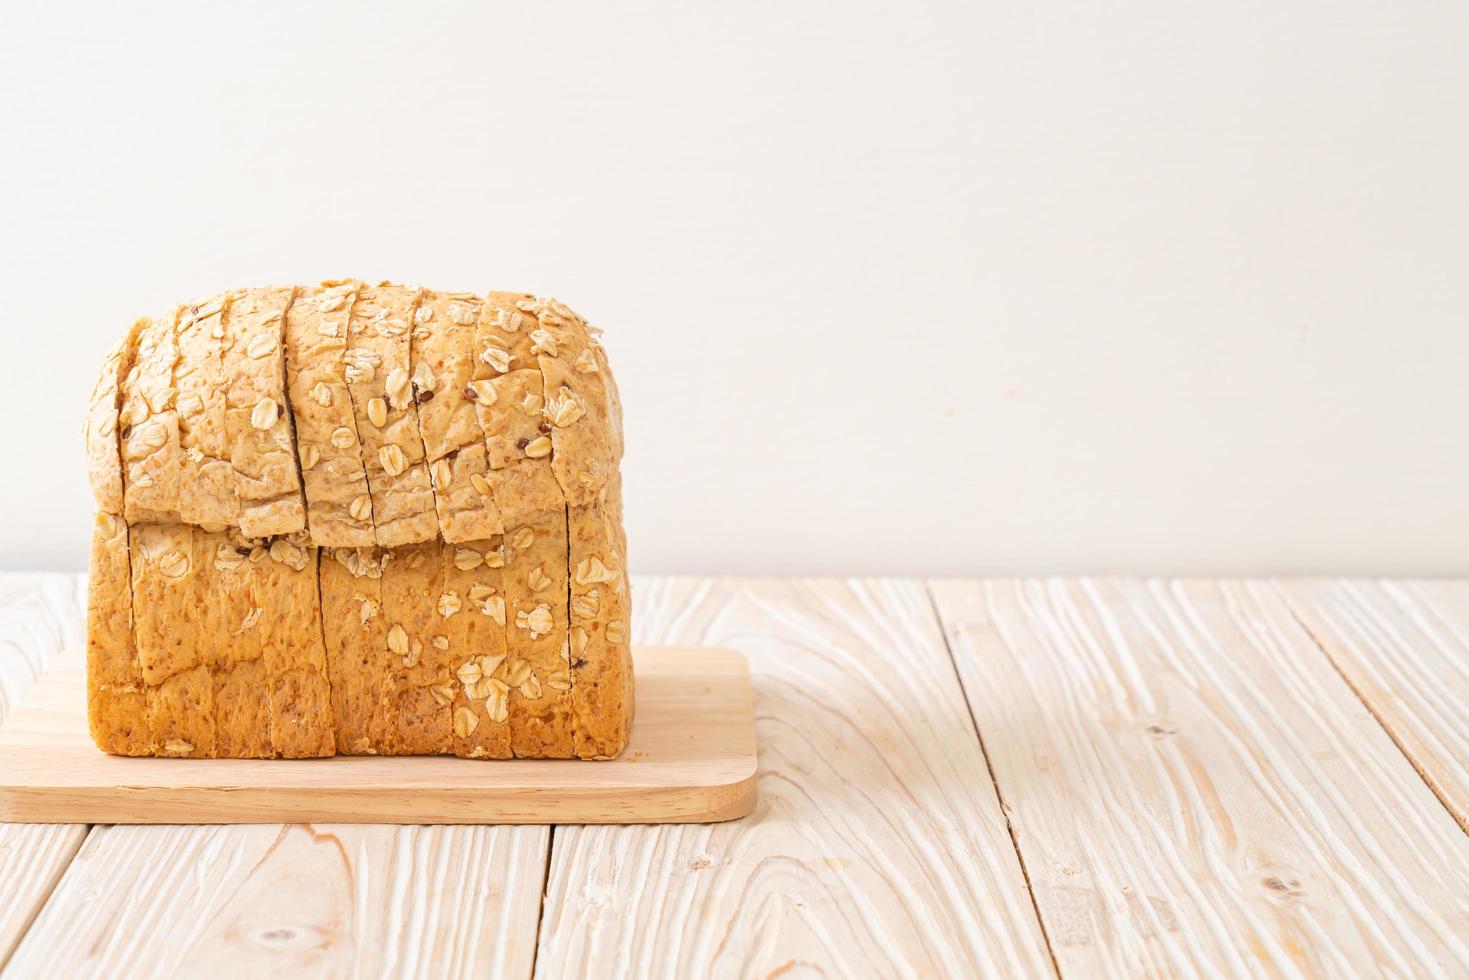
(1, 573, 1466, 978)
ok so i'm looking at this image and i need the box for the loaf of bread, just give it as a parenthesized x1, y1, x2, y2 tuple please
(83, 283, 633, 759)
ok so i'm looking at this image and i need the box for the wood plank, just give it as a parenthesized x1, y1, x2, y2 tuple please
(0, 572, 89, 967)
(929, 578, 1469, 977)
(0, 646, 756, 825)
(536, 577, 1056, 978)
(0, 573, 87, 719)
(1279, 578, 1469, 834)
(0, 823, 85, 969)
(6, 823, 549, 978)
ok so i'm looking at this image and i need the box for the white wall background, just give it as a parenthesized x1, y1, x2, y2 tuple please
(2, 1, 1465, 575)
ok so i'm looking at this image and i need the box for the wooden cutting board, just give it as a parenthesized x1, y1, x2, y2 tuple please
(0, 645, 757, 825)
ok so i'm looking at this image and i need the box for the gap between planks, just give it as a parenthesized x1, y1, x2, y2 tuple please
(0, 823, 88, 971)
(527, 826, 555, 979)
(1275, 578, 1469, 838)
(922, 581, 1064, 980)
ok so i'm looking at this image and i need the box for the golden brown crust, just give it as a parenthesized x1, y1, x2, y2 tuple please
(86, 512, 150, 755)
(514, 295, 630, 757)
(567, 486, 633, 758)
(175, 294, 241, 529)
(345, 284, 439, 547)
(256, 534, 335, 757)
(412, 291, 501, 542)
(285, 281, 376, 548)
(380, 541, 450, 753)
(195, 528, 273, 758)
(85, 321, 145, 516)
(224, 286, 307, 538)
(121, 308, 185, 525)
(319, 547, 397, 755)
(440, 537, 513, 758)
(499, 479, 574, 757)
(198, 531, 273, 758)
(475, 294, 578, 757)
(130, 523, 215, 757)
(516, 296, 617, 506)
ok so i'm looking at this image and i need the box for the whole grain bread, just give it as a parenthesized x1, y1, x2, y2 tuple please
(85, 283, 631, 760)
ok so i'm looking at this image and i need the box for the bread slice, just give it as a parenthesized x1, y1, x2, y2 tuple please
(284, 281, 376, 548)
(85, 319, 153, 756)
(514, 295, 632, 757)
(596, 344, 635, 753)
(86, 512, 150, 755)
(565, 485, 632, 758)
(472, 295, 577, 757)
(345, 284, 439, 547)
(195, 528, 272, 758)
(440, 536, 513, 758)
(130, 523, 215, 757)
(121, 307, 185, 525)
(175, 293, 241, 530)
(256, 534, 335, 757)
(380, 541, 451, 754)
(319, 547, 396, 754)
(84, 319, 146, 515)
(224, 286, 307, 539)
(412, 291, 500, 543)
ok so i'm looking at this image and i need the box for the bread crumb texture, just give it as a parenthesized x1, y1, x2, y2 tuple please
(85, 283, 632, 759)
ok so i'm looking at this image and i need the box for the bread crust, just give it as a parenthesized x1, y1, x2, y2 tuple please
(567, 485, 633, 758)
(85, 320, 145, 515)
(380, 541, 451, 753)
(196, 528, 273, 758)
(412, 291, 500, 542)
(319, 547, 397, 754)
(256, 534, 336, 757)
(285, 281, 376, 548)
(121, 308, 185, 525)
(130, 522, 215, 757)
(224, 287, 307, 538)
(518, 296, 617, 506)
(175, 294, 241, 529)
(476, 294, 578, 757)
(345, 284, 439, 547)
(440, 536, 514, 758)
(86, 512, 150, 755)
(516, 296, 632, 757)
(87, 320, 152, 756)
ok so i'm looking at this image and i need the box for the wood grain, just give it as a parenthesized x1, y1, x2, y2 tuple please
(929, 578, 1469, 978)
(535, 577, 1055, 978)
(1279, 578, 1469, 834)
(0, 573, 86, 718)
(0, 646, 756, 825)
(0, 572, 89, 968)
(5, 822, 550, 979)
